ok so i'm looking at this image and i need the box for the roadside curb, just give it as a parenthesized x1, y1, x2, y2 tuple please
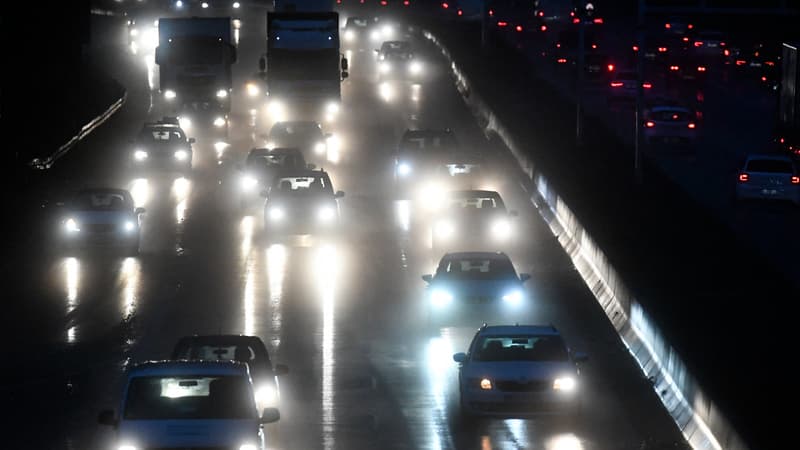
(29, 91, 127, 170)
(421, 27, 746, 450)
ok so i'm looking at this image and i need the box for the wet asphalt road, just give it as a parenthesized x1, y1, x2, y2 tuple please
(2, 6, 688, 450)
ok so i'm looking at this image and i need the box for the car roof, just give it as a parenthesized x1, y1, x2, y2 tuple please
(478, 325, 561, 337)
(447, 190, 501, 198)
(128, 360, 250, 377)
(443, 251, 510, 260)
(143, 123, 180, 130)
(275, 169, 329, 177)
(745, 154, 794, 162)
(250, 147, 301, 156)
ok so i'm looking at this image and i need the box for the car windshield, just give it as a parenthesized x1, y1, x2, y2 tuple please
(273, 175, 333, 194)
(72, 192, 131, 211)
(172, 343, 270, 376)
(270, 123, 322, 140)
(472, 335, 569, 362)
(139, 127, 185, 144)
(347, 18, 368, 27)
(745, 159, 794, 174)
(123, 375, 256, 420)
(437, 256, 517, 280)
(248, 152, 303, 169)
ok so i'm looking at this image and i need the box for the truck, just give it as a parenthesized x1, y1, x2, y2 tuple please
(156, 17, 237, 140)
(260, 9, 348, 124)
(777, 42, 799, 155)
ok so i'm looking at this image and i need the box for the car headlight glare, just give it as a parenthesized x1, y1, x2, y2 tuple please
(255, 384, 277, 406)
(239, 445, 257, 450)
(314, 141, 327, 155)
(175, 0, 183, 7)
(269, 207, 285, 221)
(124, 221, 136, 232)
(178, 116, 191, 130)
(379, 62, 391, 74)
(326, 102, 340, 115)
(491, 219, 511, 239)
(344, 30, 355, 41)
(397, 162, 412, 176)
(164, 89, 177, 100)
(434, 220, 455, 238)
(553, 376, 576, 391)
(129, 28, 139, 37)
(174, 150, 189, 161)
(201, 2, 209, 8)
(134, 150, 148, 161)
(501, 289, 523, 305)
(409, 61, 422, 74)
(370, 30, 381, 41)
(241, 175, 258, 191)
(480, 378, 493, 390)
(118, 445, 139, 450)
(214, 117, 226, 127)
(382, 24, 394, 36)
(431, 289, 453, 307)
(318, 206, 335, 222)
(246, 83, 260, 97)
(265, 141, 276, 150)
(216, 89, 228, 99)
(233, 1, 241, 8)
(65, 218, 80, 233)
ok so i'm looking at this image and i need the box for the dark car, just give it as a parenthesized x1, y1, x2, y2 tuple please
(60, 188, 145, 255)
(430, 190, 518, 252)
(131, 119, 195, 171)
(395, 128, 461, 198)
(238, 147, 311, 210)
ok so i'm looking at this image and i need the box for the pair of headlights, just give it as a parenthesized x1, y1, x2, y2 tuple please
(434, 219, 511, 240)
(65, 219, 136, 233)
(163, 90, 228, 100)
(134, 150, 189, 161)
(268, 206, 336, 223)
(475, 376, 576, 391)
(430, 289, 523, 307)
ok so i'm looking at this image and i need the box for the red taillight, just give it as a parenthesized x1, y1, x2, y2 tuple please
(694, 41, 703, 47)
(658, 46, 667, 52)
(556, 43, 561, 48)
(557, 58, 567, 64)
(688, 24, 693, 29)
(665, 23, 671, 29)
(497, 21, 508, 27)
(404, 0, 409, 5)
(780, 137, 786, 143)
(672, 114, 678, 119)
(457, 9, 462, 15)
(720, 42, 726, 46)
(593, 18, 603, 24)
(538, 11, 544, 17)
(591, 43, 597, 49)
(766, 61, 775, 66)
(380, 0, 387, 5)
(570, 11, 575, 17)
(632, 45, 639, 51)
(607, 64, 615, 72)
(645, 121, 655, 128)
(736, 60, 746, 66)
(687, 122, 696, 129)
(739, 173, 749, 182)
(794, 149, 800, 155)
(643, 82, 652, 89)
(670, 65, 679, 71)
(762, 76, 768, 82)
(792, 176, 800, 184)
(441, 2, 448, 8)
(682, 36, 689, 42)
(516, 25, 523, 32)
(724, 49, 730, 56)
(573, 18, 580, 24)
(540, 25, 547, 32)
(610, 82, 623, 87)
(697, 66, 707, 72)
(488, 9, 493, 16)
(336, 0, 341, 3)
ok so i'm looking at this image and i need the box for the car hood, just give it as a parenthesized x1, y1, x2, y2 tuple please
(71, 211, 133, 225)
(118, 418, 259, 448)
(462, 360, 575, 381)
(430, 279, 522, 297)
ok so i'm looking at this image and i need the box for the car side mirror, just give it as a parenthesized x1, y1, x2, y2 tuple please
(135, 207, 146, 215)
(341, 58, 349, 71)
(261, 407, 280, 424)
(421, 274, 432, 283)
(155, 45, 164, 65)
(519, 273, 531, 282)
(573, 351, 589, 363)
(188, 137, 196, 144)
(259, 55, 266, 73)
(341, 70, 349, 80)
(452, 352, 467, 363)
(335, 190, 345, 198)
(274, 364, 289, 376)
(97, 409, 117, 426)
(260, 189, 269, 198)
(509, 210, 518, 217)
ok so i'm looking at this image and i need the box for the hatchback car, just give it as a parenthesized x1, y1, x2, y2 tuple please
(238, 147, 310, 210)
(131, 119, 195, 171)
(60, 188, 145, 255)
(395, 128, 460, 198)
(735, 154, 800, 204)
(266, 121, 331, 158)
(431, 190, 517, 252)
(262, 169, 345, 236)
(643, 104, 699, 145)
(453, 324, 587, 417)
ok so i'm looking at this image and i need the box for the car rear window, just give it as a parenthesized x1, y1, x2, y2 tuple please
(124, 375, 255, 420)
(472, 335, 568, 362)
(745, 159, 794, 174)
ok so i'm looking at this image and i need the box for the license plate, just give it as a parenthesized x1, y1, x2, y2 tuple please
(762, 189, 778, 195)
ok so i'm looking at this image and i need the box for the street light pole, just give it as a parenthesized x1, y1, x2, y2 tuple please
(635, 0, 646, 184)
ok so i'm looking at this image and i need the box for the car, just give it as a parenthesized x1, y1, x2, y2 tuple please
(238, 147, 311, 209)
(60, 188, 145, 255)
(430, 190, 518, 252)
(608, 70, 653, 101)
(376, 41, 424, 81)
(453, 324, 588, 417)
(664, 53, 709, 85)
(171, 335, 289, 411)
(663, 16, 694, 36)
(190, 0, 243, 14)
(266, 121, 331, 159)
(584, 52, 616, 82)
(421, 252, 531, 326)
(735, 154, 800, 204)
(98, 360, 279, 450)
(262, 169, 345, 236)
(691, 30, 727, 56)
(131, 119, 195, 171)
(429, 153, 490, 192)
(643, 103, 699, 146)
(342, 16, 374, 44)
(395, 128, 460, 198)
(551, 29, 601, 65)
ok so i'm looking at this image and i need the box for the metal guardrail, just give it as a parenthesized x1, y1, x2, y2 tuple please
(29, 91, 127, 170)
(421, 27, 748, 450)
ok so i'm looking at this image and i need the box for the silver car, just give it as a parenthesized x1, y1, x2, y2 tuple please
(735, 154, 800, 204)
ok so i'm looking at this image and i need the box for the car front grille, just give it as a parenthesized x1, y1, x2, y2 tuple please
(86, 223, 117, 233)
(495, 380, 551, 392)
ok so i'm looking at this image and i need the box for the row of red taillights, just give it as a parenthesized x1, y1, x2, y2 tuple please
(738, 173, 800, 183)
(610, 82, 652, 88)
(338, 0, 409, 4)
(644, 121, 696, 128)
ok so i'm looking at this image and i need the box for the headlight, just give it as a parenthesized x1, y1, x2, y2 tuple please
(175, 0, 184, 7)
(124, 221, 136, 232)
(233, 1, 241, 8)
(344, 30, 355, 41)
(430, 289, 453, 307)
(382, 24, 394, 37)
(501, 289, 523, 305)
(480, 378, 493, 390)
(65, 218, 80, 233)
(118, 445, 139, 450)
(409, 61, 422, 75)
(314, 141, 327, 155)
(201, 2, 209, 8)
(178, 116, 191, 130)
(214, 117, 227, 127)
(174, 150, 189, 161)
(268, 100, 286, 119)
(326, 102, 340, 115)
(379, 62, 391, 74)
(553, 376, 576, 392)
(370, 30, 381, 41)
(129, 28, 139, 37)
(269, 207, 285, 221)
(255, 384, 277, 406)
(318, 206, 335, 222)
(142, 28, 157, 49)
(164, 89, 176, 100)
(239, 445, 257, 450)
(397, 162, 412, 176)
(491, 219, 511, 239)
(216, 89, 228, 99)
(134, 150, 148, 161)
(241, 175, 258, 191)
(266, 141, 276, 150)
(434, 220, 455, 238)
(246, 83, 260, 97)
